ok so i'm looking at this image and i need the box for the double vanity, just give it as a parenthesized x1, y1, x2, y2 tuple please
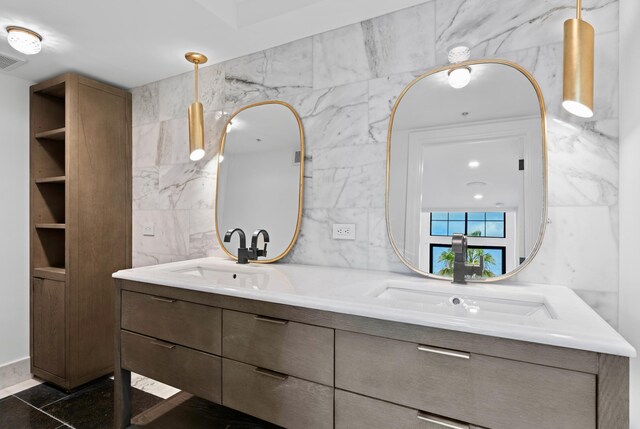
(113, 258, 634, 429)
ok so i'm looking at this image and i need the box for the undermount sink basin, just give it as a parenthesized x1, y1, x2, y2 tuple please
(173, 265, 268, 290)
(370, 281, 555, 321)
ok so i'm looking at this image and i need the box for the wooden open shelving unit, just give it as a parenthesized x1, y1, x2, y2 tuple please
(30, 73, 132, 390)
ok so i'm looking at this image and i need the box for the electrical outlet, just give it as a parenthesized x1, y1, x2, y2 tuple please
(142, 224, 155, 236)
(333, 224, 356, 240)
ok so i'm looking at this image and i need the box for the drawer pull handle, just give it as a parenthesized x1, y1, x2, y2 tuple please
(151, 296, 176, 303)
(417, 345, 470, 360)
(254, 315, 289, 325)
(253, 367, 289, 381)
(150, 340, 176, 350)
(417, 411, 469, 429)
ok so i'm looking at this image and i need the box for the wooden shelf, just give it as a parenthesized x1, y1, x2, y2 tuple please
(33, 267, 66, 282)
(36, 176, 66, 184)
(34, 81, 65, 98)
(35, 127, 65, 141)
(35, 223, 66, 230)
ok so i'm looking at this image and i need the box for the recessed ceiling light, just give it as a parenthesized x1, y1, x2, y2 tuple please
(6, 26, 42, 55)
(474, 194, 484, 200)
(468, 160, 480, 168)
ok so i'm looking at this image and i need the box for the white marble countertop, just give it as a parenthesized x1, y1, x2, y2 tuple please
(113, 257, 636, 357)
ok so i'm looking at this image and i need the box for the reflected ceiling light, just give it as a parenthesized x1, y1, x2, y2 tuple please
(562, 0, 594, 118)
(447, 45, 471, 89)
(186, 52, 208, 161)
(474, 194, 484, 200)
(468, 160, 480, 168)
(6, 26, 42, 55)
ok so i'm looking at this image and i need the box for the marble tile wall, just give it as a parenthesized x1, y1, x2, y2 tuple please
(132, 0, 620, 325)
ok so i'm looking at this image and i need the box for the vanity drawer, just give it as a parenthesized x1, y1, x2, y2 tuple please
(223, 309, 334, 385)
(335, 331, 596, 429)
(336, 390, 486, 429)
(121, 290, 221, 355)
(121, 331, 221, 404)
(222, 358, 333, 429)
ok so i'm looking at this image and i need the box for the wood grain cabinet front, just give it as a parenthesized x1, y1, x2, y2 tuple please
(335, 330, 596, 429)
(222, 358, 334, 429)
(120, 331, 221, 404)
(222, 309, 334, 386)
(121, 291, 221, 355)
(336, 390, 487, 429)
(32, 277, 66, 379)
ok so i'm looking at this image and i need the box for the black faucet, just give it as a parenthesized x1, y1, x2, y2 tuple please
(223, 228, 270, 264)
(251, 229, 270, 259)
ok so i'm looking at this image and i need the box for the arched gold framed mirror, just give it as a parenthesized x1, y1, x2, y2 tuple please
(215, 100, 304, 263)
(386, 59, 548, 282)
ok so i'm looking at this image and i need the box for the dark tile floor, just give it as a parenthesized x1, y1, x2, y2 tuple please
(0, 378, 281, 429)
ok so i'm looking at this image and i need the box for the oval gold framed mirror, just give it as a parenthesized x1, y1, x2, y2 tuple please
(386, 59, 547, 282)
(215, 100, 304, 263)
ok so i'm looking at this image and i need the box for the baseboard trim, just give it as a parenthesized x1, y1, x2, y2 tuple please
(0, 357, 31, 390)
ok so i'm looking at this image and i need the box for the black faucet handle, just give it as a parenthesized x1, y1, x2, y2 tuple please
(251, 229, 270, 258)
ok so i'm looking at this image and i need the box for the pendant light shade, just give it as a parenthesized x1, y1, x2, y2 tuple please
(563, 0, 595, 118)
(185, 52, 208, 161)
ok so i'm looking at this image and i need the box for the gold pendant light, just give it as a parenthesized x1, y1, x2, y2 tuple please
(562, 0, 595, 118)
(185, 52, 208, 161)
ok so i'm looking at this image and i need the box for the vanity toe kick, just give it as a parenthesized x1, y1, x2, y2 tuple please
(222, 358, 334, 429)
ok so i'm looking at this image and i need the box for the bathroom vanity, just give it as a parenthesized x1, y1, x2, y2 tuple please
(113, 258, 634, 429)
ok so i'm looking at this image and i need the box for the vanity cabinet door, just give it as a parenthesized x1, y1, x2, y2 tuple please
(222, 310, 334, 385)
(121, 291, 221, 355)
(121, 331, 222, 404)
(336, 390, 486, 429)
(335, 331, 596, 429)
(32, 277, 66, 378)
(222, 358, 334, 429)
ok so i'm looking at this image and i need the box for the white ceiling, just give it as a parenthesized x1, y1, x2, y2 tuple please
(0, 0, 428, 89)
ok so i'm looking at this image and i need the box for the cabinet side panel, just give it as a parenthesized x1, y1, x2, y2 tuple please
(69, 82, 131, 382)
(598, 354, 630, 429)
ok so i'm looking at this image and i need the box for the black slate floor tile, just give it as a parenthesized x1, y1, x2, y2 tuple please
(14, 383, 69, 408)
(42, 378, 162, 429)
(0, 396, 63, 429)
(131, 395, 282, 429)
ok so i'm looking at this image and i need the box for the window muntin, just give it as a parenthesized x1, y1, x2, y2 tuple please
(430, 212, 506, 238)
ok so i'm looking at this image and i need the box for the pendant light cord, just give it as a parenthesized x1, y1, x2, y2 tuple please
(576, 0, 582, 20)
(194, 63, 199, 103)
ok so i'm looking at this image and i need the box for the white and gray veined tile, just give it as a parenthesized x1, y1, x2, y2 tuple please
(291, 81, 369, 155)
(133, 166, 165, 210)
(156, 117, 192, 165)
(132, 122, 160, 168)
(132, 82, 159, 127)
(158, 163, 216, 210)
(313, 143, 387, 209)
(284, 208, 369, 269)
(362, 2, 437, 78)
(313, 2, 436, 90)
(368, 209, 415, 274)
(132, 252, 188, 268)
(368, 71, 423, 145)
(133, 210, 190, 257)
(159, 63, 226, 122)
(189, 209, 225, 259)
(435, 0, 618, 60)
(546, 118, 618, 207)
(224, 37, 313, 105)
(514, 206, 618, 293)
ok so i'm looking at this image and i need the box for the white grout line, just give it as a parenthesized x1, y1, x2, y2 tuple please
(13, 395, 73, 429)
